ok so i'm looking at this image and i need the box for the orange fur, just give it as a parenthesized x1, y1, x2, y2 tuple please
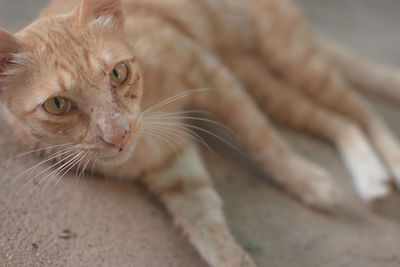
(1, 0, 400, 265)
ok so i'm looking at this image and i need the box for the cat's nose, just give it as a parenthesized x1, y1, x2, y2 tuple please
(101, 129, 130, 149)
(96, 112, 131, 149)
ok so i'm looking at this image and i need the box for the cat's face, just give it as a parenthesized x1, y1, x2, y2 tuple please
(0, 0, 143, 165)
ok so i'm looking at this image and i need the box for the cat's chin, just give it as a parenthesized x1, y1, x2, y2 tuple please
(98, 142, 137, 166)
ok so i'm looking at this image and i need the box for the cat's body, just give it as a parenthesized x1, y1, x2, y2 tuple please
(36, 0, 278, 180)
(1, 0, 400, 266)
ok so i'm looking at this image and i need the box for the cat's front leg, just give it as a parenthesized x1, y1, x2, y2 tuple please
(141, 145, 256, 267)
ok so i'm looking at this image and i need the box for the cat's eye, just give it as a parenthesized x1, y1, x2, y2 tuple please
(43, 97, 73, 116)
(110, 62, 129, 87)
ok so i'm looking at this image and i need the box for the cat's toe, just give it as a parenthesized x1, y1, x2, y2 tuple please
(387, 164, 400, 189)
(282, 157, 341, 212)
(299, 169, 341, 213)
(356, 172, 392, 205)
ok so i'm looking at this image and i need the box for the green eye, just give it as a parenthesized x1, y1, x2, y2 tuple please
(43, 97, 72, 115)
(110, 62, 129, 87)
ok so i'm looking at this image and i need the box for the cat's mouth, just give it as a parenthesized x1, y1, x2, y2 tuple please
(96, 121, 142, 165)
(98, 141, 137, 164)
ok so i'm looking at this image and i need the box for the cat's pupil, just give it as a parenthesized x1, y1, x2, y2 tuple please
(113, 69, 119, 79)
(54, 98, 61, 109)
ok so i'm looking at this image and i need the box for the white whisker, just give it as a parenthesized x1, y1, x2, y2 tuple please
(10, 144, 82, 185)
(53, 152, 85, 188)
(145, 123, 213, 154)
(143, 129, 181, 154)
(147, 127, 190, 152)
(38, 152, 80, 191)
(75, 150, 91, 182)
(0, 142, 73, 168)
(13, 151, 79, 201)
(145, 115, 237, 139)
(40, 151, 84, 195)
(146, 121, 245, 156)
(141, 88, 210, 115)
(77, 152, 94, 185)
(90, 154, 99, 178)
(144, 110, 211, 120)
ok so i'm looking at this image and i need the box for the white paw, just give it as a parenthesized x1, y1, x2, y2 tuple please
(355, 171, 392, 204)
(336, 124, 392, 203)
(391, 166, 400, 188)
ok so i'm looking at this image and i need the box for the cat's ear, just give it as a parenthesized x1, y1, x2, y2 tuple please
(77, 0, 124, 27)
(0, 28, 21, 75)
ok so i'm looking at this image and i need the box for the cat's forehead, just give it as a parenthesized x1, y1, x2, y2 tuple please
(22, 16, 130, 63)
(20, 17, 132, 86)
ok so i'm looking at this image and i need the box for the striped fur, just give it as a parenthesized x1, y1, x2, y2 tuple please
(1, 0, 400, 266)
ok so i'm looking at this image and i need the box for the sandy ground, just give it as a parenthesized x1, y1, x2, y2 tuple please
(1, 1, 400, 266)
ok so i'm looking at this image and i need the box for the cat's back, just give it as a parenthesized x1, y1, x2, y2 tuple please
(123, 0, 254, 54)
(40, 0, 253, 53)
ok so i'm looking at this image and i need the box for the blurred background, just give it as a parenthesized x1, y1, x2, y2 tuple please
(1, 1, 400, 267)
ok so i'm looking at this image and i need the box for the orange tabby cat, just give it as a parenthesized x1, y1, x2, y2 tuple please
(1, 0, 400, 266)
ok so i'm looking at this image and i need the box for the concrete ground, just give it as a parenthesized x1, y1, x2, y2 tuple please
(1, 0, 400, 266)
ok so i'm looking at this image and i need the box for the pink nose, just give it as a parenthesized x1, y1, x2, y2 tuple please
(95, 111, 131, 150)
(102, 129, 130, 149)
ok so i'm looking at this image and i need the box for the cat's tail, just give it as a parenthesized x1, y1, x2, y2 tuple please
(318, 37, 400, 104)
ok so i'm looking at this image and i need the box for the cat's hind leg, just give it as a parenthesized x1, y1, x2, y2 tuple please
(226, 54, 391, 203)
(191, 54, 339, 211)
(277, 45, 400, 189)
(248, 0, 400, 189)
(141, 145, 256, 267)
(318, 38, 400, 104)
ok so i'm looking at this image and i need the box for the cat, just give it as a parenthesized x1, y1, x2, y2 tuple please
(1, 0, 400, 266)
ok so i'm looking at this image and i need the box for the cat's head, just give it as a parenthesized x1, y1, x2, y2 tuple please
(0, 0, 143, 165)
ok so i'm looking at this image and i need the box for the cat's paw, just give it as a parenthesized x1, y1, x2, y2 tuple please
(355, 171, 392, 205)
(336, 123, 392, 205)
(213, 242, 257, 267)
(299, 167, 341, 213)
(277, 155, 341, 212)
